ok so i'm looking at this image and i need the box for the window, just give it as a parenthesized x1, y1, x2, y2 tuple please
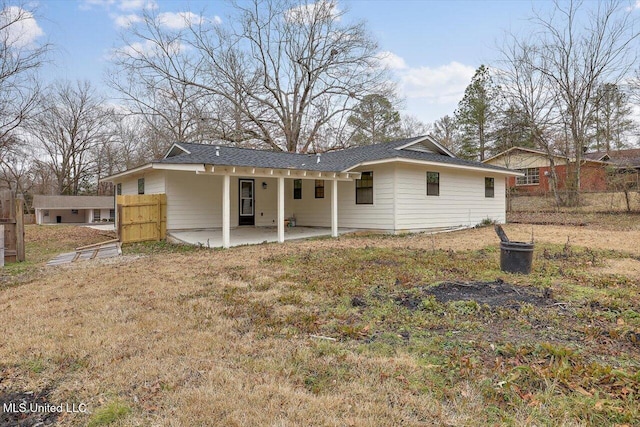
(93, 209, 101, 221)
(485, 177, 495, 198)
(356, 171, 373, 204)
(138, 178, 145, 195)
(426, 172, 440, 196)
(109, 209, 115, 221)
(116, 183, 122, 195)
(293, 179, 302, 199)
(516, 168, 540, 185)
(315, 180, 325, 198)
(71, 209, 79, 215)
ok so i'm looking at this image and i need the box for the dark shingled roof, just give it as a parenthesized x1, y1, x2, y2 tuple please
(584, 148, 640, 168)
(157, 137, 515, 173)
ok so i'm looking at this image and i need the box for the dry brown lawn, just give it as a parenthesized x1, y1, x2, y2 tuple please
(0, 221, 639, 426)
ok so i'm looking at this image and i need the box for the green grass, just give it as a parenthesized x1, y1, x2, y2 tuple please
(87, 400, 131, 427)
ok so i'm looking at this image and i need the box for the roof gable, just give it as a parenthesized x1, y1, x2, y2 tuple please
(394, 135, 455, 157)
(164, 143, 191, 158)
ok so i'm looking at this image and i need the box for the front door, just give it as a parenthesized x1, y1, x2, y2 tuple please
(239, 179, 255, 226)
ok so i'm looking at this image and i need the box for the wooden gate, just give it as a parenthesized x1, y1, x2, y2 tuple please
(116, 194, 167, 243)
(0, 190, 25, 265)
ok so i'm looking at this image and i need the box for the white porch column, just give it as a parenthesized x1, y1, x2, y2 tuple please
(222, 174, 230, 248)
(277, 176, 285, 243)
(331, 179, 338, 238)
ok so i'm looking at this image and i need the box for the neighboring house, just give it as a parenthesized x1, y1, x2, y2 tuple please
(584, 148, 640, 188)
(103, 136, 520, 248)
(33, 195, 115, 225)
(483, 147, 608, 194)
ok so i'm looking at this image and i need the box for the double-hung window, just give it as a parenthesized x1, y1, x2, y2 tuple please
(485, 177, 495, 198)
(427, 172, 440, 196)
(356, 172, 373, 204)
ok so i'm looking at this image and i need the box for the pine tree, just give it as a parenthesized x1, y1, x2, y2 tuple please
(454, 65, 500, 160)
(347, 94, 401, 146)
(590, 83, 635, 152)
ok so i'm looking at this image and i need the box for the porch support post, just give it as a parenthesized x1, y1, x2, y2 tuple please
(222, 174, 230, 248)
(331, 179, 338, 238)
(277, 176, 285, 243)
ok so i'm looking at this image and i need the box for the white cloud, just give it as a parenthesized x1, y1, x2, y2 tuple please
(118, 0, 158, 11)
(380, 53, 476, 121)
(285, 0, 340, 24)
(113, 13, 143, 28)
(79, 0, 157, 11)
(156, 11, 204, 30)
(396, 60, 475, 104)
(0, 6, 44, 48)
(376, 51, 407, 70)
(111, 38, 186, 59)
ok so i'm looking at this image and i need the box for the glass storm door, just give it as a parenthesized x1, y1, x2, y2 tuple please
(239, 179, 255, 225)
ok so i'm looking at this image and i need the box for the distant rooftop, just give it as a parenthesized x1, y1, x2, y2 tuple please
(33, 195, 114, 209)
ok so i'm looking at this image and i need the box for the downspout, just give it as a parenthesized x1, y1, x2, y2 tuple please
(392, 163, 398, 233)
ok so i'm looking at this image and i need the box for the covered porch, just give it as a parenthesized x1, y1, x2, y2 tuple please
(191, 165, 360, 248)
(167, 226, 357, 247)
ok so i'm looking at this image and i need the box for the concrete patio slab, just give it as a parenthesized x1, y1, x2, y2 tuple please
(168, 226, 356, 248)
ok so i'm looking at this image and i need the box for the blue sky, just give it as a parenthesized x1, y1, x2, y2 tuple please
(17, 0, 635, 124)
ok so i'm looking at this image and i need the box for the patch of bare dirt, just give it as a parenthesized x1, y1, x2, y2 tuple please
(426, 280, 552, 308)
(394, 280, 553, 310)
(0, 388, 60, 426)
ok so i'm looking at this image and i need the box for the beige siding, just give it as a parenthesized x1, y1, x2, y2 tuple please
(254, 178, 279, 226)
(395, 164, 506, 230)
(287, 178, 331, 227)
(337, 164, 395, 230)
(41, 208, 88, 224)
(118, 170, 166, 195)
(164, 171, 221, 230)
(486, 151, 567, 169)
(163, 173, 282, 230)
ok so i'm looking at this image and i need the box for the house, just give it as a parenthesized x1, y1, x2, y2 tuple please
(584, 148, 640, 188)
(33, 195, 115, 225)
(103, 135, 520, 248)
(483, 147, 608, 195)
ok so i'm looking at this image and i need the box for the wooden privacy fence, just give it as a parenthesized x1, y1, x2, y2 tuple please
(0, 190, 25, 265)
(117, 194, 167, 243)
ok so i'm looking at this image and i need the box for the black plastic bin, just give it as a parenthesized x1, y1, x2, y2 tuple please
(500, 241, 534, 274)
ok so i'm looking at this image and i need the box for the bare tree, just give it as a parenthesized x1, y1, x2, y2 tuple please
(113, 0, 392, 153)
(507, 0, 639, 206)
(498, 40, 565, 207)
(432, 115, 461, 153)
(0, 142, 34, 203)
(109, 44, 214, 150)
(398, 114, 431, 140)
(0, 2, 48, 155)
(26, 80, 114, 195)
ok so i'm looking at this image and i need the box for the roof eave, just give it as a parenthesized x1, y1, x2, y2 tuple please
(343, 157, 523, 176)
(100, 163, 207, 182)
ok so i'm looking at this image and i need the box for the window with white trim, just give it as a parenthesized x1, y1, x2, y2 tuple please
(356, 172, 373, 204)
(516, 168, 540, 185)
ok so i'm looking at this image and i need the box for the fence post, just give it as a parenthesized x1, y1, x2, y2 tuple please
(156, 196, 161, 241)
(0, 224, 4, 268)
(15, 194, 24, 262)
